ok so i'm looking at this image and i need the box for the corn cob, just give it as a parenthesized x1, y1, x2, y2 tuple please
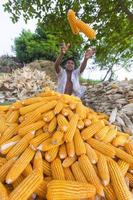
(0, 157, 16, 182)
(33, 179, 49, 199)
(95, 126, 110, 141)
(62, 155, 77, 168)
(38, 137, 63, 151)
(6, 131, 35, 159)
(84, 118, 92, 127)
(102, 128, 117, 143)
(57, 114, 69, 132)
(108, 159, 133, 200)
(18, 116, 24, 123)
(35, 128, 43, 136)
(42, 122, 49, 132)
(64, 167, 75, 181)
(45, 146, 59, 162)
(0, 135, 21, 155)
(42, 159, 51, 176)
(33, 151, 43, 173)
(76, 102, 86, 120)
(77, 120, 84, 129)
(19, 109, 41, 128)
(18, 120, 44, 136)
(0, 181, 9, 200)
(51, 158, 65, 180)
(0, 157, 7, 167)
(12, 175, 24, 188)
(48, 117, 57, 133)
(81, 121, 105, 140)
(54, 101, 64, 115)
(20, 101, 46, 115)
(0, 118, 7, 134)
(66, 140, 75, 157)
(125, 142, 133, 156)
(64, 114, 79, 142)
(71, 161, 88, 183)
(51, 131, 64, 145)
(87, 138, 116, 158)
(0, 124, 18, 145)
(85, 142, 98, 164)
(104, 184, 117, 200)
(46, 180, 96, 199)
(79, 154, 104, 196)
(76, 19, 96, 39)
(126, 173, 133, 188)
(112, 135, 128, 147)
(30, 132, 51, 150)
(21, 97, 43, 105)
(59, 144, 67, 159)
(118, 160, 129, 176)
(22, 163, 32, 177)
(9, 169, 43, 200)
(113, 146, 133, 164)
(6, 147, 35, 184)
(67, 9, 79, 34)
(74, 129, 86, 156)
(61, 108, 70, 117)
(10, 101, 23, 110)
(36, 100, 57, 114)
(43, 110, 55, 122)
(6, 110, 19, 123)
(69, 102, 77, 110)
(0, 105, 9, 111)
(97, 153, 110, 186)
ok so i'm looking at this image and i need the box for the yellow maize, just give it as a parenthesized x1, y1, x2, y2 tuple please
(33, 150, 43, 173)
(10, 101, 23, 110)
(78, 154, 104, 196)
(66, 140, 75, 157)
(12, 175, 24, 188)
(20, 101, 45, 115)
(0, 135, 21, 155)
(0, 105, 9, 111)
(104, 184, 117, 200)
(102, 128, 117, 143)
(0, 118, 7, 134)
(64, 167, 75, 181)
(0, 157, 16, 182)
(61, 108, 70, 117)
(51, 131, 64, 145)
(45, 146, 59, 162)
(46, 180, 96, 199)
(51, 158, 65, 180)
(6, 131, 35, 159)
(9, 169, 43, 200)
(0, 157, 7, 167)
(30, 132, 51, 150)
(81, 121, 105, 140)
(118, 160, 129, 176)
(77, 120, 84, 130)
(6, 147, 35, 184)
(97, 153, 110, 186)
(76, 102, 86, 120)
(57, 114, 69, 132)
(54, 101, 64, 115)
(67, 9, 79, 35)
(0, 181, 9, 200)
(112, 135, 128, 147)
(37, 138, 63, 152)
(36, 100, 57, 113)
(21, 97, 43, 105)
(74, 129, 86, 156)
(126, 173, 133, 188)
(71, 161, 88, 183)
(84, 118, 92, 127)
(62, 155, 77, 168)
(43, 110, 55, 122)
(125, 142, 133, 156)
(87, 138, 116, 158)
(69, 102, 77, 110)
(0, 124, 18, 145)
(95, 126, 110, 141)
(64, 114, 79, 142)
(76, 19, 96, 40)
(42, 159, 51, 176)
(48, 117, 57, 133)
(59, 144, 67, 159)
(6, 110, 19, 123)
(18, 120, 44, 136)
(34, 179, 50, 199)
(108, 159, 133, 200)
(22, 163, 32, 178)
(85, 142, 98, 164)
(35, 128, 43, 135)
(113, 146, 133, 164)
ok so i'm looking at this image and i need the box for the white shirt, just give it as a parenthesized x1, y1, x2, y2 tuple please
(56, 67, 86, 97)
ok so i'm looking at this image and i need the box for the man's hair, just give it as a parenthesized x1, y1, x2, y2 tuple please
(61, 57, 77, 68)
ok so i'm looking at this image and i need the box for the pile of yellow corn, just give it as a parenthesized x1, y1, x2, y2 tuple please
(0, 89, 133, 200)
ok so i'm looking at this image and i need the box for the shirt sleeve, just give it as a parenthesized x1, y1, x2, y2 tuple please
(56, 67, 64, 77)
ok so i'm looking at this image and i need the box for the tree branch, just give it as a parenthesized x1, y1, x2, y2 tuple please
(118, 0, 133, 23)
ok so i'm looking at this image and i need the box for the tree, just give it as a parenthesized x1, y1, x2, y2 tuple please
(3, 0, 133, 76)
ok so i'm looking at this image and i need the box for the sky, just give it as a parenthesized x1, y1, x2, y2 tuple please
(0, 1, 132, 81)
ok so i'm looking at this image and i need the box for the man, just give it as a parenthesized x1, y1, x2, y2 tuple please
(54, 42, 95, 97)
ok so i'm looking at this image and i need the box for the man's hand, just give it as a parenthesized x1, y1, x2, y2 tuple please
(84, 48, 96, 60)
(60, 42, 70, 55)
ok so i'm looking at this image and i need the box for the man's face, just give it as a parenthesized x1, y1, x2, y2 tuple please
(65, 59, 75, 71)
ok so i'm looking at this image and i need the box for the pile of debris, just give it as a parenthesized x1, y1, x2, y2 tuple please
(0, 66, 56, 102)
(82, 80, 133, 135)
